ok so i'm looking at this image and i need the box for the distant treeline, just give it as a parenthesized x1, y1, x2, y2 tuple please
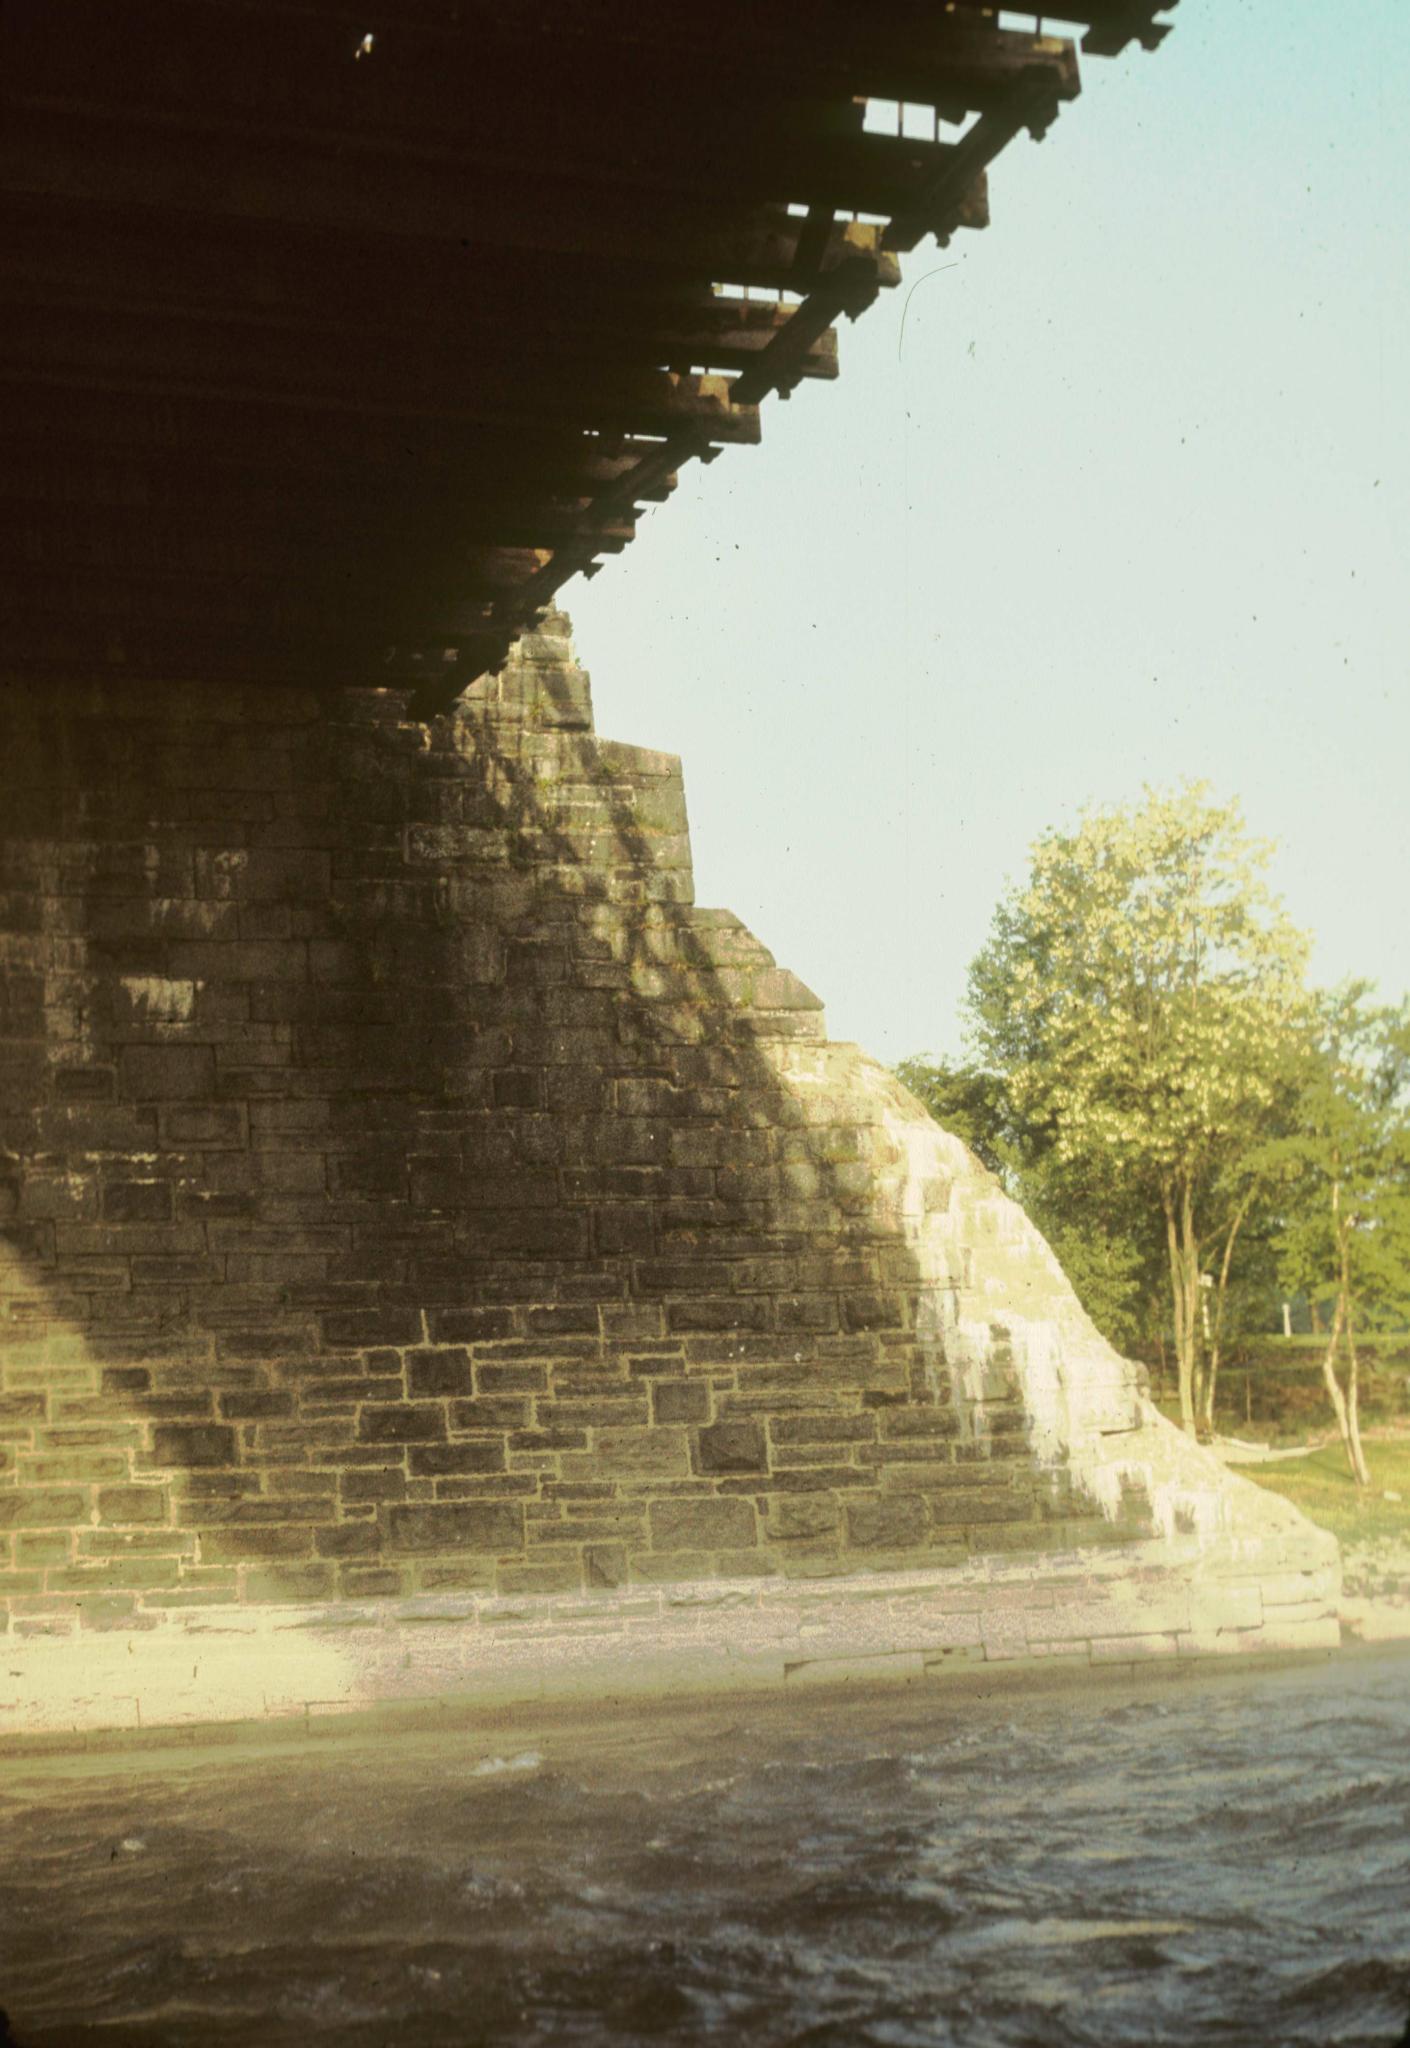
(1141, 1336, 1410, 1435)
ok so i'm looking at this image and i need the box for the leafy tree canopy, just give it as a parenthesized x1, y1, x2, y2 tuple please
(965, 781, 1309, 1198)
(905, 783, 1315, 1435)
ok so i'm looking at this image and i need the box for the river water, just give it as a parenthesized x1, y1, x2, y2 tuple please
(2, 1647, 1407, 2047)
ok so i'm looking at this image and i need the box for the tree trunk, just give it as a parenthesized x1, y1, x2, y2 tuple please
(1321, 1163, 1371, 1488)
(1199, 1193, 1252, 1439)
(1319, 1284, 1370, 1488)
(1342, 1270, 1372, 1489)
(1164, 1193, 1195, 1434)
(1164, 1182, 1201, 1436)
(1182, 1179, 1206, 1438)
(1318, 1290, 1354, 1460)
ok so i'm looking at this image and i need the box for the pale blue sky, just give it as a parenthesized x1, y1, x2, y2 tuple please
(570, 3, 1409, 1064)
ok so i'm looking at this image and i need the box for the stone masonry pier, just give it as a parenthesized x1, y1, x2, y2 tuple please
(0, 618, 1339, 1736)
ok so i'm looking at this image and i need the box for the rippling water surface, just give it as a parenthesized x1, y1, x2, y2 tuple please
(2, 1647, 1408, 2047)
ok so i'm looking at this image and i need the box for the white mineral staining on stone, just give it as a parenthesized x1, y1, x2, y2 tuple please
(767, 1036, 1330, 1559)
(119, 976, 196, 1023)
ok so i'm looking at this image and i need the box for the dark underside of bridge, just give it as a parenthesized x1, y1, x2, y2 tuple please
(2, 0, 1173, 715)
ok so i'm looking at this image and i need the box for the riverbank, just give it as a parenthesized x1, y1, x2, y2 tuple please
(1339, 1540, 1410, 1642)
(1222, 1431, 1410, 1645)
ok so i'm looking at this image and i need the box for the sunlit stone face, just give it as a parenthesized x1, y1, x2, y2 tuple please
(0, 622, 1339, 1738)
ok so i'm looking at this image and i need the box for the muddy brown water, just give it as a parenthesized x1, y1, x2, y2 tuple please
(2, 1647, 1408, 2046)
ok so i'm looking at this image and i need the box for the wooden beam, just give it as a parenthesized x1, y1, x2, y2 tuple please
(0, 432, 681, 511)
(0, 0, 1163, 705)
(729, 259, 878, 407)
(0, 483, 652, 563)
(1081, 5, 1179, 56)
(0, 341, 764, 445)
(0, 560, 560, 648)
(0, 187, 905, 329)
(2, 1, 1080, 143)
(0, 277, 841, 388)
(0, 118, 906, 294)
(912, 0, 1175, 34)
(0, 97, 950, 240)
(883, 71, 1065, 255)
(0, 383, 673, 480)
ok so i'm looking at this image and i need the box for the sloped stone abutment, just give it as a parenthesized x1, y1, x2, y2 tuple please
(0, 619, 1339, 1734)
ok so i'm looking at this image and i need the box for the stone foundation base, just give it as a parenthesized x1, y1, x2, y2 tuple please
(2, 1525, 1341, 1743)
(0, 627, 1348, 1741)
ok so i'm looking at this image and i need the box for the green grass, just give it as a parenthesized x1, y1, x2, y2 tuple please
(1225, 1437, 1410, 1546)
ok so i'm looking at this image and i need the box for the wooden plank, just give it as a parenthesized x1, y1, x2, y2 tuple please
(0, 489, 646, 568)
(433, 425, 717, 667)
(0, 95, 969, 236)
(729, 260, 877, 407)
(0, 186, 904, 315)
(1, 0, 1080, 144)
(0, 563, 541, 644)
(0, 435, 680, 509)
(0, 610, 505, 693)
(0, 0, 1154, 702)
(0, 342, 764, 446)
(900, 0, 1174, 32)
(1080, 5, 1178, 56)
(0, 119, 904, 291)
(0, 383, 669, 478)
(0, 278, 841, 388)
(883, 73, 1063, 255)
(0, 454, 675, 528)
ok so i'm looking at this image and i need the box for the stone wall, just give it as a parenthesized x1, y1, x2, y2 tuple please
(0, 618, 1340, 1733)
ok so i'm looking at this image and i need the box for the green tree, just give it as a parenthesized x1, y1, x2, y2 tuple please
(1194, 1137, 1295, 1437)
(961, 783, 1309, 1438)
(1264, 986, 1410, 1485)
(893, 1057, 1015, 1180)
